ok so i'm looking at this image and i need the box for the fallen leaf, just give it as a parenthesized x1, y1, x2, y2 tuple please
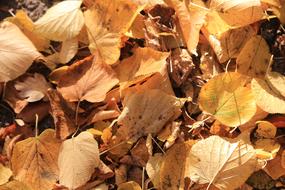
(57, 53, 119, 102)
(58, 131, 100, 189)
(210, 0, 265, 27)
(59, 38, 78, 64)
(265, 71, 285, 97)
(251, 74, 285, 113)
(198, 72, 256, 127)
(14, 73, 50, 102)
(146, 154, 163, 189)
(187, 135, 259, 190)
(237, 36, 271, 78)
(11, 129, 61, 190)
(0, 164, 12, 185)
(84, 0, 142, 64)
(264, 152, 285, 179)
(116, 89, 183, 141)
(117, 181, 142, 190)
(0, 21, 41, 82)
(47, 89, 76, 140)
(255, 139, 280, 160)
(256, 121, 277, 138)
(34, 0, 84, 41)
(6, 10, 50, 51)
(0, 180, 31, 190)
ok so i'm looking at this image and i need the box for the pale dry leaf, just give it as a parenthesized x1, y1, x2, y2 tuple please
(186, 135, 259, 190)
(265, 71, 285, 97)
(198, 72, 256, 127)
(57, 53, 119, 102)
(59, 37, 78, 64)
(6, 10, 50, 51)
(237, 36, 271, 78)
(218, 25, 256, 63)
(159, 141, 195, 190)
(0, 164, 12, 185)
(84, 0, 141, 64)
(0, 21, 41, 82)
(251, 75, 285, 113)
(14, 73, 50, 102)
(34, 0, 84, 41)
(210, 0, 265, 27)
(146, 154, 164, 188)
(58, 131, 100, 189)
(11, 129, 62, 190)
(116, 89, 183, 141)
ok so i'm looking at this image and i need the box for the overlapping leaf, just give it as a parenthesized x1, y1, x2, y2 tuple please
(0, 21, 41, 82)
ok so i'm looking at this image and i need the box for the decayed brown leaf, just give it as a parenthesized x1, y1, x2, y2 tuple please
(57, 53, 119, 103)
(11, 129, 61, 190)
(0, 21, 41, 82)
(116, 89, 183, 141)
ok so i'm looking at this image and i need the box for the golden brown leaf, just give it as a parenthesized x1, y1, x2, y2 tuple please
(11, 129, 61, 190)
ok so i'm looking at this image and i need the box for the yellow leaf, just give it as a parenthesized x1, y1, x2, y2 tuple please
(117, 181, 142, 190)
(34, 0, 84, 41)
(0, 164, 12, 185)
(251, 73, 285, 113)
(256, 121, 277, 138)
(198, 72, 256, 127)
(237, 36, 271, 78)
(187, 135, 259, 190)
(0, 21, 41, 82)
(210, 0, 265, 27)
(146, 154, 164, 189)
(84, 0, 142, 64)
(11, 129, 61, 190)
(58, 131, 100, 189)
(6, 10, 49, 51)
(116, 89, 183, 141)
(57, 53, 119, 102)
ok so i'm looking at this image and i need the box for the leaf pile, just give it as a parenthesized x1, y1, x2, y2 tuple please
(0, 0, 285, 190)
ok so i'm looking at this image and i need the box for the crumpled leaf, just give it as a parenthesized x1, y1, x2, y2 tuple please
(0, 164, 12, 185)
(255, 139, 280, 160)
(256, 121, 277, 138)
(237, 36, 271, 78)
(209, 0, 265, 27)
(57, 53, 119, 102)
(14, 73, 50, 102)
(0, 21, 41, 82)
(116, 89, 183, 141)
(34, 0, 84, 41)
(84, 0, 142, 64)
(47, 89, 76, 140)
(58, 131, 100, 189)
(186, 135, 259, 190)
(251, 72, 285, 113)
(11, 129, 61, 190)
(198, 72, 256, 127)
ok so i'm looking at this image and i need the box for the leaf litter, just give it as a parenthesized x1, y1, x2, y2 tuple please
(0, 0, 285, 189)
